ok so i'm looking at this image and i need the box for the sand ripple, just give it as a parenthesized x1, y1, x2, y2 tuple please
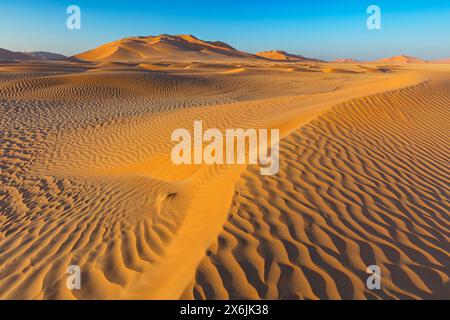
(184, 81, 450, 300)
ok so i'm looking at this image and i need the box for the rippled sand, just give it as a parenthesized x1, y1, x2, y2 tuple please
(0, 60, 448, 299)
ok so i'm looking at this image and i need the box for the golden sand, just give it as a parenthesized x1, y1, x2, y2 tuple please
(0, 58, 448, 299)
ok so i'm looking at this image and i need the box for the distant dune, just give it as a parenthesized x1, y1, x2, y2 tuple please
(376, 55, 428, 64)
(433, 58, 450, 63)
(74, 34, 260, 63)
(24, 51, 67, 61)
(0, 48, 67, 61)
(256, 50, 322, 62)
(333, 58, 359, 63)
(75, 36, 328, 63)
(0, 48, 33, 60)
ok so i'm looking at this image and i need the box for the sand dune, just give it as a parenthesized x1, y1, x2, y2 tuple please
(376, 55, 428, 64)
(334, 59, 359, 63)
(0, 48, 34, 61)
(75, 34, 259, 63)
(23, 51, 67, 61)
(0, 48, 67, 61)
(256, 50, 322, 63)
(0, 58, 448, 300)
(434, 58, 450, 64)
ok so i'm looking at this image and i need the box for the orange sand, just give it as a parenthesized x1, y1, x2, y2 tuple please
(0, 53, 449, 299)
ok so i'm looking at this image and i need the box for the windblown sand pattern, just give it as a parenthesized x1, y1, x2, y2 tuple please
(0, 59, 449, 299)
(183, 80, 450, 299)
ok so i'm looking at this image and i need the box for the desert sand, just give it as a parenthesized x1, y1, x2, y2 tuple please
(375, 55, 428, 64)
(255, 50, 321, 62)
(0, 36, 449, 299)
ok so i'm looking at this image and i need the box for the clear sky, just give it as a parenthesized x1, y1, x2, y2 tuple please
(1, 0, 449, 60)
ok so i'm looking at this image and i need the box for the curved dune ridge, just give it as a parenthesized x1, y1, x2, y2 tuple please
(183, 80, 450, 300)
(0, 60, 449, 299)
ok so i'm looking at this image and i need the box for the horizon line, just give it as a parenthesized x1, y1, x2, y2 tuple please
(1, 33, 448, 62)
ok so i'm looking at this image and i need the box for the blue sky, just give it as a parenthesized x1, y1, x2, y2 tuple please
(1, 0, 449, 60)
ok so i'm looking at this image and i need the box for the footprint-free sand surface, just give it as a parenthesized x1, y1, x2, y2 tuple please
(0, 59, 449, 299)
